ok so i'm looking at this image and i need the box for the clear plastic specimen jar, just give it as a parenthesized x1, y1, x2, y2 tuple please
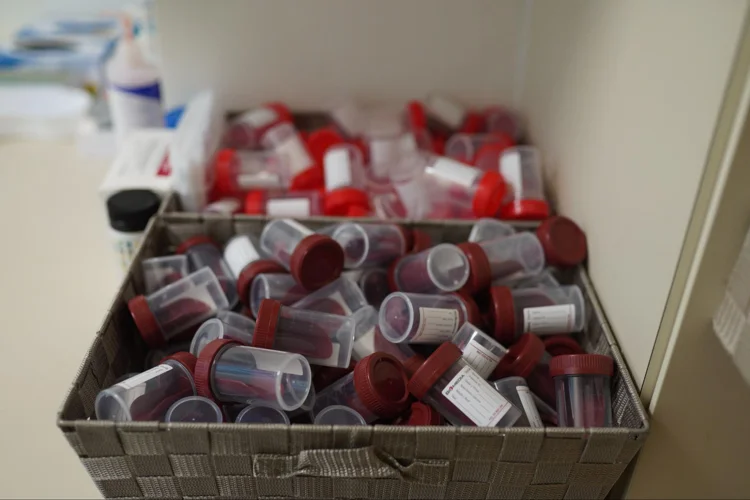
(165, 395, 223, 423)
(261, 122, 322, 191)
(550, 354, 614, 428)
(342, 268, 391, 308)
(236, 401, 291, 424)
(498, 146, 550, 220)
(313, 405, 367, 425)
(142, 255, 189, 294)
(244, 189, 325, 217)
(223, 102, 292, 150)
(467, 218, 516, 243)
(493, 333, 556, 407)
(332, 223, 409, 269)
(445, 133, 515, 169)
(249, 273, 308, 318)
(291, 277, 368, 316)
(451, 323, 508, 379)
(323, 144, 370, 216)
(390, 243, 470, 293)
(491, 377, 544, 428)
(176, 236, 239, 309)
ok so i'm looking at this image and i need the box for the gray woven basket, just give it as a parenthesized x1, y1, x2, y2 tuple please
(58, 204, 649, 499)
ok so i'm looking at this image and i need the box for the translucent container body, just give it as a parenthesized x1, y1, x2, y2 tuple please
(197, 341, 311, 411)
(287, 384, 317, 420)
(128, 267, 230, 348)
(165, 396, 223, 423)
(244, 190, 324, 217)
(494, 333, 556, 407)
(391, 244, 470, 294)
(95, 355, 196, 422)
(323, 144, 370, 216)
(485, 106, 523, 141)
(467, 218, 516, 243)
(408, 343, 521, 427)
(178, 237, 239, 309)
(142, 255, 189, 294)
(223, 234, 266, 279)
(314, 405, 367, 425)
(260, 219, 344, 291)
(291, 277, 368, 316)
(494, 268, 560, 289)
(445, 133, 515, 170)
(249, 273, 307, 318)
(213, 149, 291, 195)
(236, 401, 291, 424)
(330, 99, 366, 137)
(313, 353, 410, 423)
(215, 311, 256, 332)
(342, 268, 391, 308)
(491, 377, 544, 428)
(253, 299, 354, 368)
(350, 306, 380, 362)
(551, 354, 614, 428)
(379, 292, 477, 344)
(223, 102, 292, 150)
(190, 317, 255, 356)
(367, 129, 420, 179)
(451, 323, 508, 379)
(332, 223, 408, 269)
(499, 146, 550, 220)
(261, 123, 318, 185)
(424, 94, 477, 133)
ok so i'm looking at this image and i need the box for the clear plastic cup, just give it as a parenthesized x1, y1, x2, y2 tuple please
(342, 268, 391, 308)
(378, 292, 480, 344)
(494, 333, 556, 407)
(142, 255, 190, 294)
(535, 216, 588, 268)
(217, 310, 256, 330)
(332, 223, 409, 269)
(95, 352, 197, 421)
(323, 144, 370, 216)
(499, 146, 550, 220)
(213, 149, 291, 195)
(314, 405, 367, 425)
(445, 133, 515, 169)
(349, 306, 379, 362)
(491, 377, 544, 428)
(244, 189, 324, 217)
(261, 123, 322, 191)
(390, 244, 470, 293)
(223, 102, 292, 150)
(484, 106, 523, 141)
(550, 354, 614, 427)
(488, 285, 586, 344)
(313, 352, 410, 423)
(494, 268, 560, 289)
(196, 339, 312, 411)
(253, 299, 355, 368)
(408, 342, 521, 427)
(291, 277, 368, 316)
(128, 267, 230, 348)
(459, 232, 545, 293)
(451, 323, 508, 379)
(260, 219, 344, 291)
(236, 401, 291, 424)
(249, 273, 308, 318)
(223, 234, 288, 306)
(190, 317, 255, 356)
(467, 218, 516, 243)
(424, 94, 483, 134)
(177, 236, 239, 309)
(165, 395, 223, 423)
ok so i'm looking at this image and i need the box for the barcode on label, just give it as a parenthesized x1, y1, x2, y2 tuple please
(442, 366, 512, 426)
(461, 339, 501, 379)
(523, 304, 576, 334)
(411, 307, 459, 343)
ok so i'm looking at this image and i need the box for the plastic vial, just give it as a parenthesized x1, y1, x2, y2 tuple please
(544, 335, 586, 357)
(342, 268, 391, 308)
(262, 123, 322, 191)
(217, 310, 256, 331)
(488, 285, 586, 344)
(458, 232, 546, 293)
(494, 333, 556, 407)
(95, 352, 197, 421)
(390, 243, 470, 294)
(445, 133, 515, 170)
(107, 189, 161, 272)
(451, 323, 508, 379)
(396, 402, 444, 426)
(244, 189, 324, 217)
(213, 149, 291, 195)
(249, 273, 308, 318)
(291, 277, 368, 316)
(190, 317, 255, 356)
(484, 106, 523, 141)
(177, 236, 239, 309)
(535, 216, 588, 267)
(196, 339, 312, 411)
(424, 94, 483, 134)
(313, 352, 410, 423)
(499, 146, 550, 220)
(408, 342, 521, 427)
(491, 377, 545, 428)
(314, 405, 367, 426)
(550, 354, 613, 427)
(224, 102, 292, 150)
(260, 219, 345, 291)
(306, 126, 348, 167)
(494, 268, 560, 289)
(378, 292, 480, 344)
(467, 218, 516, 243)
(128, 267, 230, 348)
(332, 223, 409, 269)
(236, 401, 291, 424)
(323, 144, 370, 216)
(254, 299, 355, 368)
(223, 234, 287, 306)
(349, 306, 380, 361)
(142, 255, 189, 294)
(165, 395, 223, 423)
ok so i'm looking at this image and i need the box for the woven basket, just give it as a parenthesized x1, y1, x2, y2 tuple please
(58, 202, 649, 499)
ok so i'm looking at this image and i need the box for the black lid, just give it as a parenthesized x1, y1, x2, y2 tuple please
(107, 190, 161, 232)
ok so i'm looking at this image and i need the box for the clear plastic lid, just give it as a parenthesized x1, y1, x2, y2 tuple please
(379, 292, 466, 344)
(314, 405, 367, 425)
(142, 255, 190, 295)
(467, 218, 516, 243)
(236, 401, 291, 424)
(291, 276, 368, 316)
(393, 244, 470, 293)
(190, 318, 254, 356)
(451, 323, 508, 379)
(332, 223, 407, 269)
(165, 396, 223, 423)
(249, 273, 308, 318)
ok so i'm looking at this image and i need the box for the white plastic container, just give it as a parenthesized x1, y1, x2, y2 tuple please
(291, 277, 368, 316)
(323, 144, 370, 216)
(223, 234, 288, 306)
(261, 123, 321, 191)
(253, 299, 354, 368)
(467, 218, 516, 243)
(165, 395, 223, 423)
(390, 244, 470, 293)
(491, 377, 544, 428)
(177, 236, 239, 309)
(332, 223, 409, 269)
(196, 339, 311, 411)
(190, 317, 255, 356)
(235, 401, 291, 424)
(451, 323, 508, 379)
(445, 133, 514, 170)
(128, 267, 229, 348)
(213, 149, 292, 195)
(224, 102, 292, 150)
(249, 273, 308, 318)
(244, 190, 325, 217)
(314, 405, 367, 425)
(142, 255, 189, 294)
(499, 146, 550, 220)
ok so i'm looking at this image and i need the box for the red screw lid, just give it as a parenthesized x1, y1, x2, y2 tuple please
(457, 242, 492, 294)
(488, 286, 517, 345)
(346, 205, 370, 217)
(404, 401, 443, 426)
(175, 235, 217, 255)
(265, 102, 293, 124)
(500, 199, 551, 221)
(237, 259, 287, 306)
(290, 234, 344, 291)
(244, 190, 267, 215)
(323, 187, 370, 216)
(290, 166, 325, 192)
(353, 352, 410, 418)
(252, 299, 281, 349)
(194, 339, 240, 400)
(536, 216, 587, 267)
(549, 354, 613, 377)
(213, 149, 238, 195)
(161, 351, 198, 375)
(128, 295, 163, 348)
(493, 333, 545, 379)
(307, 127, 346, 166)
(459, 111, 484, 134)
(472, 171, 507, 217)
(405, 100, 427, 131)
(407, 342, 462, 400)
(544, 336, 585, 356)
(402, 354, 426, 377)
(395, 225, 414, 252)
(451, 291, 482, 327)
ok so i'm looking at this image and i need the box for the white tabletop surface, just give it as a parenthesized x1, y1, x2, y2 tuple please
(0, 138, 120, 498)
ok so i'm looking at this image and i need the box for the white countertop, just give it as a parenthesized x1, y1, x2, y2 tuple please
(0, 139, 120, 498)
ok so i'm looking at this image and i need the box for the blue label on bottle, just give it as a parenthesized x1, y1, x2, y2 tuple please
(112, 81, 161, 99)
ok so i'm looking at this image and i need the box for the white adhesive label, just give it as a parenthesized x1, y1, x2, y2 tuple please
(117, 364, 172, 390)
(517, 386, 544, 428)
(276, 136, 314, 175)
(462, 340, 501, 379)
(500, 150, 523, 194)
(442, 366, 512, 426)
(224, 236, 261, 278)
(352, 326, 376, 361)
(430, 157, 481, 188)
(268, 199, 312, 217)
(237, 171, 282, 189)
(324, 148, 353, 191)
(411, 307, 459, 343)
(523, 304, 576, 334)
(238, 107, 278, 128)
(306, 344, 342, 368)
(426, 95, 466, 129)
(204, 198, 241, 215)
